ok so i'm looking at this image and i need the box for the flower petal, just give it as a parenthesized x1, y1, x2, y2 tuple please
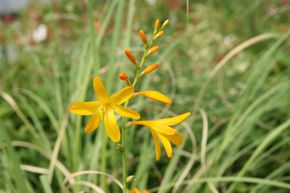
(110, 86, 134, 104)
(104, 108, 120, 142)
(166, 132, 183, 145)
(69, 101, 100, 115)
(158, 134, 172, 158)
(150, 125, 176, 135)
(84, 115, 101, 133)
(131, 120, 152, 127)
(131, 121, 176, 135)
(93, 76, 109, 102)
(156, 112, 191, 125)
(112, 105, 140, 119)
(132, 188, 140, 193)
(135, 91, 172, 104)
(151, 131, 161, 160)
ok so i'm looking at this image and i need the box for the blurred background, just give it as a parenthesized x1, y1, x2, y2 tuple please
(0, 0, 290, 193)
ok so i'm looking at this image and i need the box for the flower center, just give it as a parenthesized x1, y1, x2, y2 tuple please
(97, 103, 110, 120)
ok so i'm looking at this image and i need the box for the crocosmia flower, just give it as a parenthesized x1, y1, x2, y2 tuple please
(70, 76, 140, 142)
(131, 112, 190, 160)
(131, 188, 149, 193)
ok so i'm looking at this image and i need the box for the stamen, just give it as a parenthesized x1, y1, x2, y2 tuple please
(98, 105, 106, 120)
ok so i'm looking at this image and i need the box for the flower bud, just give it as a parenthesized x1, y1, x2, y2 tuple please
(124, 49, 137, 65)
(142, 64, 159, 75)
(126, 175, 135, 183)
(119, 72, 131, 85)
(155, 19, 160, 31)
(154, 31, 164, 40)
(139, 30, 147, 45)
(147, 46, 159, 56)
(161, 19, 169, 30)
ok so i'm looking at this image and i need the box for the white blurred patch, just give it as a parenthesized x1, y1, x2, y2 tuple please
(236, 61, 249, 73)
(146, 0, 157, 5)
(0, 0, 27, 15)
(32, 24, 47, 43)
(0, 0, 49, 15)
(224, 35, 237, 48)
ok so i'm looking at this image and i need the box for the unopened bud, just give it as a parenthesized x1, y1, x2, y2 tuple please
(147, 46, 159, 56)
(126, 175, 135, 183)
(119, 72, 131, 85)
(161, 19, 169, 30)
(139, 30, 147, 45)
(142, 64, 159, 75)
(124, 49, 137, 65)
(154, 31, 164, 40)
(155, 19, 160, 31)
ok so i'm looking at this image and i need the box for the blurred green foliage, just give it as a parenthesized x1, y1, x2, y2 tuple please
(0, 0, 290, 193)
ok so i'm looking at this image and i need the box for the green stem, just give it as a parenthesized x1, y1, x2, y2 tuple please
(121, 125, 128, 193)
(101, 128, 108, 192)
(121, 30, 157, 193)
(121, 55, 149, 192)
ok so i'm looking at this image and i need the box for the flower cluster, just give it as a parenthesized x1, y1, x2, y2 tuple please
(70, 19, 190, 160)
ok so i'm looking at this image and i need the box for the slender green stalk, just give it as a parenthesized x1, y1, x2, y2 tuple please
(101, 127, 108, 192)
(121, 122, 129, 193)
(120, 55, 146, 192)
(121, 31, 156, 193)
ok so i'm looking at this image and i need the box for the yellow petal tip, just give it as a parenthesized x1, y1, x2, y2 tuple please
(111, 136, 120, 143)
(183, 112, 191, 118)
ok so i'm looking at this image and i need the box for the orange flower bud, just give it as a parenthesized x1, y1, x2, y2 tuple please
(124, 49, 137, 65)
(142, 64, 159, 75)
(154, 31, 164, 40)
(139, 30, 147, 45)
(155, 19, 160, 30)
(119, 72, 128, 80)
(119, 72, 131, 85)
(147, 46, 159, 56)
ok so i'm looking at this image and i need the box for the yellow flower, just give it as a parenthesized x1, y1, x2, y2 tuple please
(70, 76, 140, 142)
(131, 188, 149, 193)
(131, 112, 190, 160)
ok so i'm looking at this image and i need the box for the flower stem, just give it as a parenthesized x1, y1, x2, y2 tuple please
(121, 31, 156, 193)
(121, 126, 128, 193)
